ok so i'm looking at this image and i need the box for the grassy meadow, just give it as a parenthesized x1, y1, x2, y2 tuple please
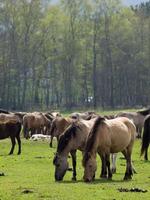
(0, 110, 150, 200)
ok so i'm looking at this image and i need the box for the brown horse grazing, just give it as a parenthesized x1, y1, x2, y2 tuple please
(0, 120, 22, 155)
(53, 118, 98, 181)
(82, 117, 136, 182)
(49, 117, 74, 148)
(116, 108, 150, 138)
(141, 115, 150, 160)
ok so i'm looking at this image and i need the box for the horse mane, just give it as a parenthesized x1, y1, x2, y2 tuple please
(83, 116, 105, 166)
(57, 123, 77, 153)
(137, 108, 150, 116)
(0, 109, 10, 114)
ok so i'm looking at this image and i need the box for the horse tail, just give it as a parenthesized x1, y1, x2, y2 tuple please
(141, 116, 150, 157)
(83, 116, 105, 166)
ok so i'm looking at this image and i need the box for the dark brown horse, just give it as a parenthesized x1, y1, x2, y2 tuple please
(116, 108, 150, 138)
(82, 117, 136, 182)
(0, 120, 22, 155)
(141, 115, 150, 160)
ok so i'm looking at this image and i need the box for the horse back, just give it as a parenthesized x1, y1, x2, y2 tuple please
(0, 121, 21, 139)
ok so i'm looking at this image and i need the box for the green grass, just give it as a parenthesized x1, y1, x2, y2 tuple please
(0, 138, 149, 200)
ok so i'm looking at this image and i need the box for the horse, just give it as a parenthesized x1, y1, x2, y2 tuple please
(116, 108, 150, 138)
(141, 115, 150, 160)
(0, 113, 21, 123)
(49, 117, 74, 147)
(23, 112, 51, 138)
(82, 116, 136, 182)
(69, 111, 97, 120)
(53, 118, 97, 181)
(0, 120, 22, 155)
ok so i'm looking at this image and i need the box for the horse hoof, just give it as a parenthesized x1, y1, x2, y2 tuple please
(123, 176, 132, 180)
(100, 175, 107, 179)
(72, 177, 76, 181)
(112, 168, 116, 174)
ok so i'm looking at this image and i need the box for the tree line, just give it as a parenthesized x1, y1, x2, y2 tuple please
(0, 0, 150, 111)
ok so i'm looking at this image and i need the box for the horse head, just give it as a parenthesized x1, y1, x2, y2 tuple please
(53, 152, 69, 181)
(83, 152, 97, 182)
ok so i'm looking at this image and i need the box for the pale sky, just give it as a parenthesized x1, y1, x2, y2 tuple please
(51, 0, 149, 5)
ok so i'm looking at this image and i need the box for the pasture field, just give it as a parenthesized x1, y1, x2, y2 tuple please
(0, 109, 150, 200)
(0, 139, 149, 200)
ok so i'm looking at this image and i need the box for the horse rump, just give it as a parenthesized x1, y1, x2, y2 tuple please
(141, 115, 150, 160)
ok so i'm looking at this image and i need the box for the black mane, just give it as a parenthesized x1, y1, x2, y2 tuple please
(137, 108, 150, 116)
(83, 116, 105, 166)
(57, 123, 77, 153)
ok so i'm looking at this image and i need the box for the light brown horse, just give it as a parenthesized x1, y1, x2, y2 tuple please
(53, 118, 99, 181)
(0, 113, 21, 123)
(116, 108, 150, 138)
(23, 112, 51, 138)
(69, 111, 97, 120)
(82, 116, 136, 182)
(49, 117, 74, 147)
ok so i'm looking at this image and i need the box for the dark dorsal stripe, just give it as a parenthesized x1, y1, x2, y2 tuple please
(83, 116, 105, 166)
(137, 108, 150, 116)
(57, 123, 77, 153)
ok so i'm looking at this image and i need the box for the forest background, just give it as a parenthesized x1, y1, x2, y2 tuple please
(0, 0, 150, 111)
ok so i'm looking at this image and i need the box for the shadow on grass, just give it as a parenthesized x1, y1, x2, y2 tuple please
(55, 178, 129, 184)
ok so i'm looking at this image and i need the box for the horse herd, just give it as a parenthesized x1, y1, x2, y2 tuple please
(0, 108, 150, 182)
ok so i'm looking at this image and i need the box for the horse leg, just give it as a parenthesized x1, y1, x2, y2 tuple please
(106, 154, 112, 179)
(50, 135, 53, 148)
(16, 135, 21, 155)
(122, 149, 133, 180)
(70, 150, 77, 181)
(111, 153, 117, 173)
(144, 147, 148, 160)
(99, 154, 107, 178)
(9, 136, 16, 155)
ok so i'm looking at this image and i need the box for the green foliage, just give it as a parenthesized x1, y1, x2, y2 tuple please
(0, 0, 149, 110)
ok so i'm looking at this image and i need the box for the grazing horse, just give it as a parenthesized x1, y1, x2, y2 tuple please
(53, 118, 97, 181)
(141, 115, 150, 160)
(0, 120, 22, 155)
(116, 108, 150, 138)
(82, 117, 136, 182)
(49, 117, 74, 148)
